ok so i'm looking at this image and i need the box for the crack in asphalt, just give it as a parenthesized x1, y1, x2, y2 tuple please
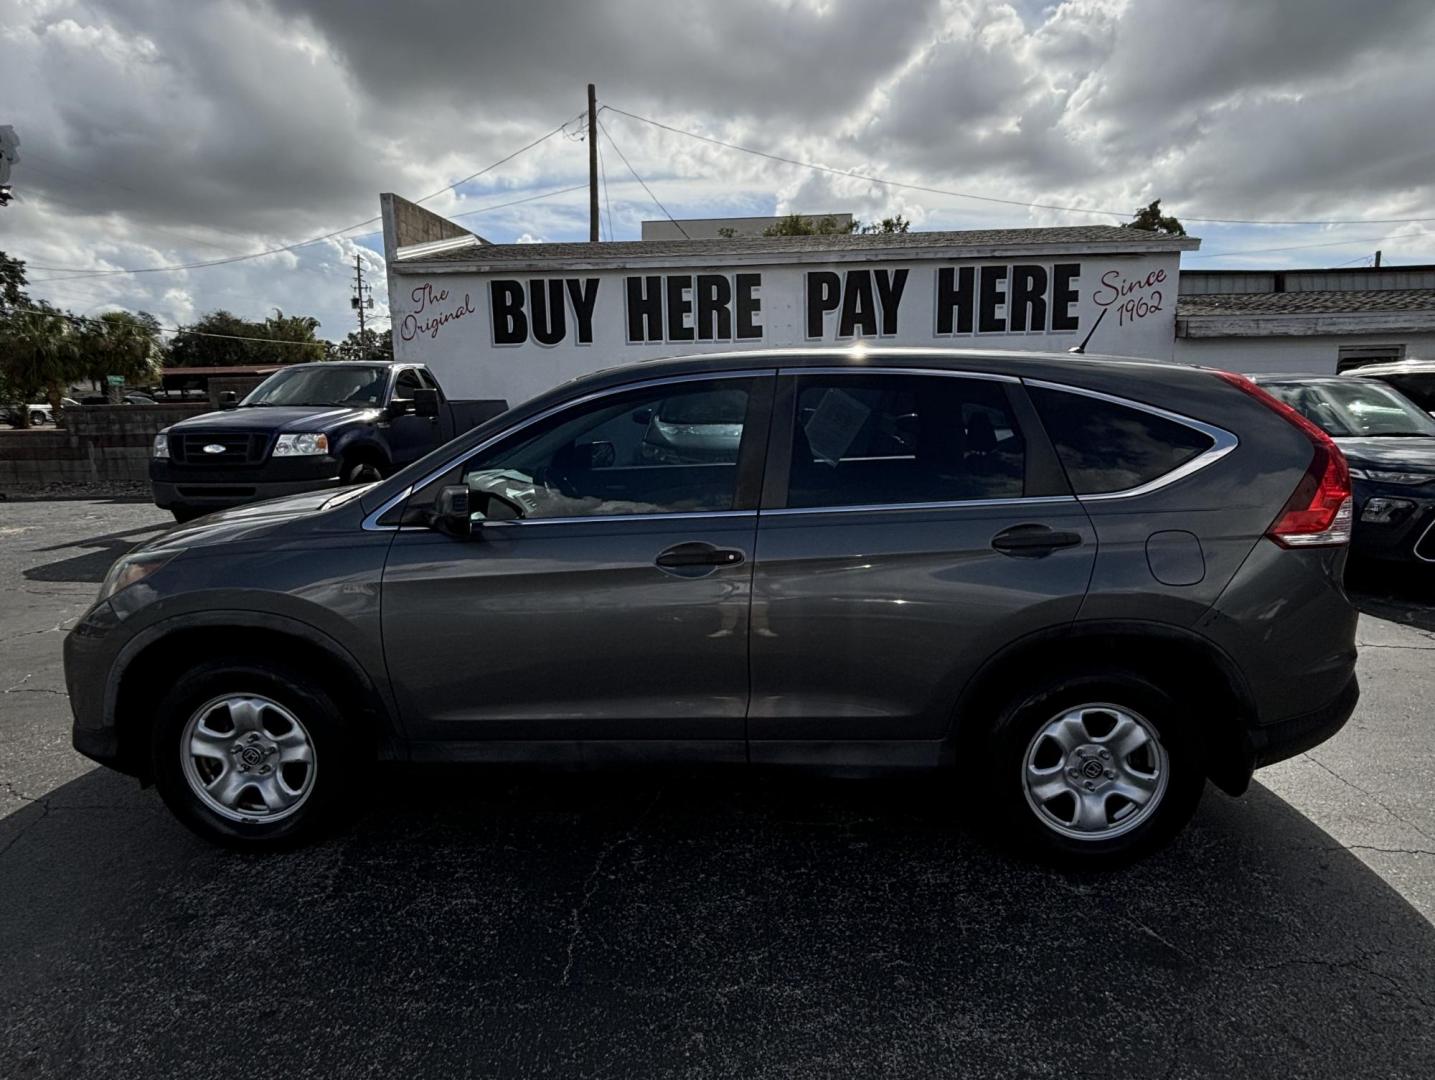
(560, 788, 663, 988)
(0, 614, 80, 647)
(1245, 956, 1435, 1010)
(1301, 752, 1435, 844)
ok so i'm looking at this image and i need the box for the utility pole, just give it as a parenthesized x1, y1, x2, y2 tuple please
(588, 83, 599, 243)
(350, 253, 373, 356)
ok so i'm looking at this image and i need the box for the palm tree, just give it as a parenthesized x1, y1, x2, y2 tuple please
(0, 304, 80, 427)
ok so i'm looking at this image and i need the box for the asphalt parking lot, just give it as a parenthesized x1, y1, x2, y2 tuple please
(3, 499, 1435, 1078)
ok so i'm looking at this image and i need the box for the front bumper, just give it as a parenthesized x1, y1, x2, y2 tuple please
(64, 601, 133, 773)
(1351, 484, 1435, 564)
(150, 457, 342, 511)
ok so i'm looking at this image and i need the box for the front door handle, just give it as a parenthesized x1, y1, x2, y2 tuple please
(991, 524, 1084, 558)
(655, 541, 745, 576)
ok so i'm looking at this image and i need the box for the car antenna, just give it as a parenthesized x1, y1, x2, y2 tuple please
(1067, 307, 1107, 355)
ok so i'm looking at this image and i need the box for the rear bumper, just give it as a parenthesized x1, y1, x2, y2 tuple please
(1250, 672, 1360, 768)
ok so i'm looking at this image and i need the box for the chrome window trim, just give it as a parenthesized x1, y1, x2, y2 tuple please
(780, 366, 1019, 383)
(764, 495, 1078, 517)
(475, 509, 758, 529)
(361, 369, 772, 532)
(1022, 378, 1239, 502)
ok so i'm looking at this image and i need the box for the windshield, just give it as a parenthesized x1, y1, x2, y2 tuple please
(1373, 372, 1435, 414)
(1261, 380, 1435, 438)
(243, 365, 390, 408)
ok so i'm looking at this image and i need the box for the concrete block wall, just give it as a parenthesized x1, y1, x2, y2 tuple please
(0, 404, 211, 488)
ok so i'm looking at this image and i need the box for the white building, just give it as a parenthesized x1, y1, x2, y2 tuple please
(381, 194, 1193, 408)
(1175, 265, 1435, 373)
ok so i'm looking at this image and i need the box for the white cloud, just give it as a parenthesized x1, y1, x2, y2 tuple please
(3, 0, 1434, 341)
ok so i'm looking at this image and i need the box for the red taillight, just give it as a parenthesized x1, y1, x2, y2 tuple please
(1212, 370, 1353, 547)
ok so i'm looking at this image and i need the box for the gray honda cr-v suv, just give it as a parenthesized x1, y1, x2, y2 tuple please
(65, 348, 1359, 865)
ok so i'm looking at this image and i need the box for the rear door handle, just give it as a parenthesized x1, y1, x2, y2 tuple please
(991, 524, 1084, 558)
(655, 541, 745, 576)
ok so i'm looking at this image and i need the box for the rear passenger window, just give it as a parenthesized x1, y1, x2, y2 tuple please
(1029, 386, 1213, 495)
(786, 374, 1025, 509)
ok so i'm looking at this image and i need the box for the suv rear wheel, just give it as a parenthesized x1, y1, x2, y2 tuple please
(986, 671, 1204, 866)
(150, 659, 359, 847)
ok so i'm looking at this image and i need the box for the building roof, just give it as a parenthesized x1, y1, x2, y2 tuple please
(393, 224, 1197, 271)
(1177, 289, 1435, 317)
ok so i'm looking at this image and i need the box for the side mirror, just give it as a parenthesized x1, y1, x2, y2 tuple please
(433, 486, 472, 538)
(631, 407, 654, 425)
(219, 391, 238, 410)
(470, 489, 525, 522)
(413, 387, 440, 418)
(387, 398, 412, 418)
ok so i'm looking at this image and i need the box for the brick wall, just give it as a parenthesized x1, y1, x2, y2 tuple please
(0, 404, 211, 489)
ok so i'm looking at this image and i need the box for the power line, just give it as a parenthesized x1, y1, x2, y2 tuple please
(24, 113, 584, 282)
(445, 182, 589, 224)
(601, 103, 1435, 228)
(598, 135, 615, 242)
(1187, 233, 1401, 259)
(597, 116, 689, 239)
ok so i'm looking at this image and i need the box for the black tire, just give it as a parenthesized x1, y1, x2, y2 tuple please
(171, 506, 206, 524)
(149, 658, 362, 848)
(343, 458, 385, 484)
(984, 670, 1204, 868)
(30, 410, 47, 426)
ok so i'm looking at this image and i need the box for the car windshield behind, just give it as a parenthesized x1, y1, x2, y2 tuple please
(1261, 380, 1435, 438)
(243, 365, 390, 408)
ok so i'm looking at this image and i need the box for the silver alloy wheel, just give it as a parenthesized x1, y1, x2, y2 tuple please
(179, 694, 317, 824)
(1021, 702, 1169, 842)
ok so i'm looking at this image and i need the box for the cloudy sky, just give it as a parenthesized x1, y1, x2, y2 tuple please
(3, 0, 1434, 344)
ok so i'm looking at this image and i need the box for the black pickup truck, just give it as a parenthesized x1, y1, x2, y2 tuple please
(151, 361, 504, 522)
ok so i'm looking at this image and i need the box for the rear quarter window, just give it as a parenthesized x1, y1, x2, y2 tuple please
(1029, 386, 1214, 495)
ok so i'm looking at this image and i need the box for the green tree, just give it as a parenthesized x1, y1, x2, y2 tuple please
(168, 308, 325, 366)
(327, 327, 393, 362)
(760, 214, 910, 237)
(77, 310, 164, 394)
(762, 214, 858, 237)
(0, 250, 27, 308)
(0, 303, 81, 426)
(1126, 199, 1186, 236)
(859, 215, 911, 234)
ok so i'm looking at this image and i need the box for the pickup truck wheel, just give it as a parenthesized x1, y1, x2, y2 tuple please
(150, 659, 360, 848)
(343, 459, 385, 484)
(29, 410, 47, 426)
(984, 670, 1204, 868)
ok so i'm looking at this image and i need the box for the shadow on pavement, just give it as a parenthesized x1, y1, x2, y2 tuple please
(2, 766, 1432, 1078)
(21, 523, 169, 585)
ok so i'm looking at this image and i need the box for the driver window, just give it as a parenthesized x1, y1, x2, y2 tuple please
(458, 379, 755, 520)
(395, 369, 422, 398)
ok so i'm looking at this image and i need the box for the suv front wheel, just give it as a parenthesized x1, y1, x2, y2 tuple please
(150, 659, 359, 847)
(987, 671, 1204, 866)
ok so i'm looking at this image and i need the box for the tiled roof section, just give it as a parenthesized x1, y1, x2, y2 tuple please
(400, 225, 1189, 264)
(1178, 289, 1435, 317)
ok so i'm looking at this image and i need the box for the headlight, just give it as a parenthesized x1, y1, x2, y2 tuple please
(152, 433, 169, 459)
(1347, 467, 1433, 485)
(273, 432, 330, 456)
(97, 549, 182, 603)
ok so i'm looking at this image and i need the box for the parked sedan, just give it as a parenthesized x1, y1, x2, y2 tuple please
(1253, 374, 1435, 565)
